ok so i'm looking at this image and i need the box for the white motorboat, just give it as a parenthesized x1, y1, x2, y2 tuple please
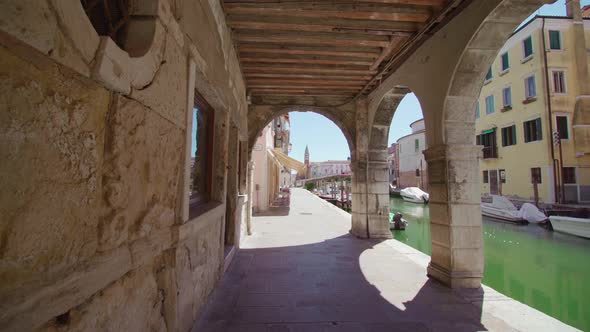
(400, 187, 429, 204)
(549, 216, 590, 239)
(481, 196, 547, 224)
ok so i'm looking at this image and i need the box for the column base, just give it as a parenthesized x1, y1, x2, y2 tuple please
(349, 228, 393, 239)
(427, 262, 482, 289)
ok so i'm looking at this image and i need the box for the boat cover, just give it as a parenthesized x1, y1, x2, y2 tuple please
(518, 203, 548, 223)
(489, 195, 517, 211)
(401, 187, 428, 200)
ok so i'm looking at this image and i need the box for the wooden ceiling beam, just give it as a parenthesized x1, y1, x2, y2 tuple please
(246, 78, 367, 86)
(227, 14, 423, 34)
(242, 64, 377, 75)
(244, 73, 374, 80)
(247, 85, 361, 90)
(239, 56, 373, 67)
(235, 31, 391, 48)
(370, 35, 408, 70)
(238, 45, 380, 59)
(224, 0, 445, 5)
(223, 4, 432, 22)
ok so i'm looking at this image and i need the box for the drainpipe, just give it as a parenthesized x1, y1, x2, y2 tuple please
(541, 18, 559, 204)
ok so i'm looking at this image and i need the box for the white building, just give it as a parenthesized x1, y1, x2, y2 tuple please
(397, 119, 428, 189)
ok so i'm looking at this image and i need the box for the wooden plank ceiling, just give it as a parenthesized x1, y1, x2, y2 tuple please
(221, 0, 461, 101)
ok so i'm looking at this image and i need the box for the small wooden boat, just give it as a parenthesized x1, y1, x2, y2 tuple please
(549, 216, 590, 239)
(400, 187, 429, 204)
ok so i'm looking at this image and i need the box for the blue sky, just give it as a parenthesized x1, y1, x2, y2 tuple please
(289, 0, 587, 162)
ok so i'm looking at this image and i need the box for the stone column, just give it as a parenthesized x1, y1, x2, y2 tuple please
(424, 144, 483, 288)
(350, 98, 392, 239)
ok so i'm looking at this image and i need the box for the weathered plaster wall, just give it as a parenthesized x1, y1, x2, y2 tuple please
(0, 0, 248, 331)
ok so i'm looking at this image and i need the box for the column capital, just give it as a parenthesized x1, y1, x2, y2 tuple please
(423, 144, 482, 162)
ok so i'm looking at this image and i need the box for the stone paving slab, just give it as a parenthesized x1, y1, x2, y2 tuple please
(194, 189, 578, 332)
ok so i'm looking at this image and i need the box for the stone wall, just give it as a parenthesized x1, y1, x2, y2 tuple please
(0, 0, 248, 331)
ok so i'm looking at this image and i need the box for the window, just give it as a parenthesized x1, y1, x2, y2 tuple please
(475, 101, 480, 119)
(502, 87, 512, 108)
(190, 93, 214, 208)
(523, 36, 533, 59)
(478, 129, 497, 158)
(415, 139, 419, 152)
(501, 125, 517, 146)
(524, 75, 536, 99)
(485, 68, 493, 81)
(556, 116, 569, 139)
(552, 71, 566, 94)
(523, 118, 542, 143)
(485, 95, 494, 114)
(500, 169, 506, 183)
(483, 170, 489, 184)
(549, 30, 561, 50)
(501, 52, 510, 71)
(562, 167, 576, 184)
(415, 168, 420, 176)
(531, 167, 542, 184)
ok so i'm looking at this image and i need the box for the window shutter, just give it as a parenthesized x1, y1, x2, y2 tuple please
(536, 118, 542, 140)
(502, 128, 507, 146)
(524, 122, 529, 143)
(512, 125, 517, 144)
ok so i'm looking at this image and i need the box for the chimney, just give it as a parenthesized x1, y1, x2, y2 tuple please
(566, 0, 582, 21)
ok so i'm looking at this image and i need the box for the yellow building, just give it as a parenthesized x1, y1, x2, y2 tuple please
(475, 8, 590, 204)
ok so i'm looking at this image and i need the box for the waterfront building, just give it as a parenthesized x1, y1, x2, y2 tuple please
(252, 114, 295, 212)
(475, 7, 590, 204)
(396, 119, 428, 190)
(388, 143, 398, 185)
(310, 159, 351, 178)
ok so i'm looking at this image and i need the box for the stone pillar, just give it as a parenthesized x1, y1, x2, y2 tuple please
(350, 98, 392, 239)
(424, 144, 483, 288)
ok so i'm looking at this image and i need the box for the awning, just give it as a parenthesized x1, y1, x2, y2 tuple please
(481, 128, 495, 135)
(268, 148, 305, 172)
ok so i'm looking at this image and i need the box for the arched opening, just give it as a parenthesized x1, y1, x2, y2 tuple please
(249, 111, 354, 216)
(81, 0, 158, 57)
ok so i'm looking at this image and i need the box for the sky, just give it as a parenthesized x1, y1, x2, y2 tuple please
(289, 0, 588, 162)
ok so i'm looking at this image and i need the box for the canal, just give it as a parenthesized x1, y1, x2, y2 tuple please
(390, 196, 590, 331)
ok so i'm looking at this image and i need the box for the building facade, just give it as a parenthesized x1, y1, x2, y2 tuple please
(475, 12, 590, 204)
(388, 143, 398, 185)
(397, 119, 428, 189)
(309, 160, 351, 178)
(252, 114, 292, 211)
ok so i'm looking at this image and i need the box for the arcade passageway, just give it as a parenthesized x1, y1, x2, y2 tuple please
(195, 189, 573, 332)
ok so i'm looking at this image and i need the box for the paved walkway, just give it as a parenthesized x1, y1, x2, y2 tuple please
(195, 189, 577, 332)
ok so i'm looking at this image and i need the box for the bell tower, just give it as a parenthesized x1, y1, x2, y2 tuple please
(304, 145, 310, 178)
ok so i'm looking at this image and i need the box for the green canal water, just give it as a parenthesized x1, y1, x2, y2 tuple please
(389, 197, 590, 331)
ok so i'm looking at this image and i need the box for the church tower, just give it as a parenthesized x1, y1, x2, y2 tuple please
(304, 145, 310, 178)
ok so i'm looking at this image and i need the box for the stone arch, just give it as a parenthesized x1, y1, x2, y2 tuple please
(48, 0, 170, 93)
(367, 87, 412, 154)
(247, 104, 356, 159)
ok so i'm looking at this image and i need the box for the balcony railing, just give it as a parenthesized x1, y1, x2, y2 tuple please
(482, 145, 498, 159)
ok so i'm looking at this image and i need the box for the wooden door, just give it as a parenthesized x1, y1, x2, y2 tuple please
(490, 170, 499, 195)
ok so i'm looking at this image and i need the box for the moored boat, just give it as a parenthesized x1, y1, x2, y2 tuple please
(549, 216, 590, 239)
(481, 195, 547, 224)
(400, 187, 429, 204)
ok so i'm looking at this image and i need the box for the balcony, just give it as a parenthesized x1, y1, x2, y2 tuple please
(482, 145, 498, 159)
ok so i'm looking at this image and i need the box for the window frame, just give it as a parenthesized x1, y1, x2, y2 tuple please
(531, 167, 542, 184)
(189, 92, 216, 211)
(501, 125, 517, 147)
(548, 30, 562, 51)
(485, 67, 493, 82)
(485, 95, 495, 115)
(523, 118, 543, 143)
(483, 170, 489, 184)
(524, 74, 537, 99)
(414, 139, 419, 152)
(551, 70, 567, 95)
(522, 35, 534, 61)
(562, 167, 576, 184)
(502, 86, 512, 108)
(500, 52, 510, 72)
(555, 115, 570, 140)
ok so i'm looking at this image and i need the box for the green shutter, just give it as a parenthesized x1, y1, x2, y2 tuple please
(512, 125, 517, 145)
(524, 122, 530, 143)
(501, 53, 510, 71)
(524, 36, 533, 57)
(536, 118, 542, 140)
(502, 128, 507, 146)
(549, 30, 561, 50)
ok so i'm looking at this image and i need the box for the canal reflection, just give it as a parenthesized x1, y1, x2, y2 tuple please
(390, 196, 590, 332)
